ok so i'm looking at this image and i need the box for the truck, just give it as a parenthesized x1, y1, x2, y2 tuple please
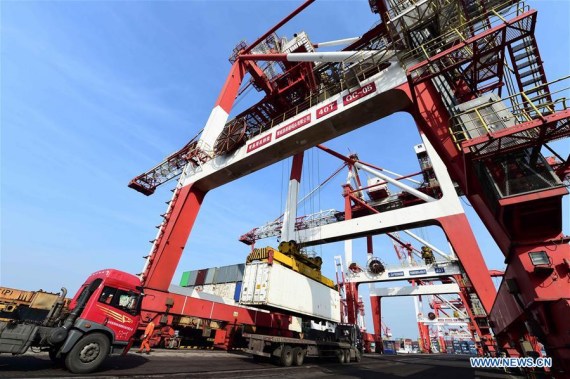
(238, 246, 364, 366)
(243, 322, 363, 366)
(0, 269, 143, 374)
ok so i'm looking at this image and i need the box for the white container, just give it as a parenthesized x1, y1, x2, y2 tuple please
(240, 262, 340, 323)
(195, 283, 237, 301)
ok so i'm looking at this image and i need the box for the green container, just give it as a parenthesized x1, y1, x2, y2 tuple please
(180, 271, 191, 287)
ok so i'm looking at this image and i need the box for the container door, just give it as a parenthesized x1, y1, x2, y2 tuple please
(253, 263, 269, 303)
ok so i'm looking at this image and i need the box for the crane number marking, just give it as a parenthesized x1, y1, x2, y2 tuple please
(343, 82, 377, 106)
(316, 101, 338, 119)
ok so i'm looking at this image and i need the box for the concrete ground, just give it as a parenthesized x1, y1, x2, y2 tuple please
(0, 350, 525, 379)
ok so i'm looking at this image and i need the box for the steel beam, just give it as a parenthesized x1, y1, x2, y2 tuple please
(370, 283, 461, 297)
(347, 262, 461, 284)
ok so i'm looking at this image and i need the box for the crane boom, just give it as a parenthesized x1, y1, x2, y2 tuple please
(128, 133, 208, 196)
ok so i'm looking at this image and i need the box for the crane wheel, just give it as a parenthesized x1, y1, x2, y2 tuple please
(65, 333, 110, 374)
(280, 345, 294, 367)
(292, 347, 305, 366)
(213, 118, 247, 156)
(368, 258, 385, 274)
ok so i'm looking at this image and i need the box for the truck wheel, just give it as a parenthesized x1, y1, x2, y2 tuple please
(344, 349, 351, 363)
(337, 349, 346, 364)
(280, 345, 293, 367)
(64, 333, 110, 374)
(292, 347, 305, 366)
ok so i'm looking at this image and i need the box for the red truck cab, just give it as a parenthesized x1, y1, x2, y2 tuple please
(70, 269, 142, 342)
(54, 269, 143, 373)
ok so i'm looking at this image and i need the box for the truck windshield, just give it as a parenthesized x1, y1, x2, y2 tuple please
(98, 286, 139, 316)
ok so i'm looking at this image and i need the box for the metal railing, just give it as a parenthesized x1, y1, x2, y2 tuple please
(402, 1, 530, 70)
(227, 44, 396, 142)
(449, 75, 570, 149)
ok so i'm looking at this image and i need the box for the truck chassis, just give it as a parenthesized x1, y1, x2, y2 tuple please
(243, 333, 362, 366)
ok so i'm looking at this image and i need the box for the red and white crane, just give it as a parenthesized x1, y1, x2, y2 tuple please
(128, 0, 569, 372)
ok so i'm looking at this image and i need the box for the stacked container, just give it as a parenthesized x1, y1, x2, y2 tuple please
(179, 264, 245, 303)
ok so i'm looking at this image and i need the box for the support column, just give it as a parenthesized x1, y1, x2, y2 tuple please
(142, 184, 206, 291)
(346, 282, 359, 325)
(370, 295, 383, 353)
(455, 278, 492, 356)
(281, 152, 304, 242)
(437, 214, 496, 313)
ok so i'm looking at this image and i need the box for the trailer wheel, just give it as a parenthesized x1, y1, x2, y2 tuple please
(292, 347, 305, 366)
(344, 349, 351, 363)
(64, 333, 110, 374)
(280, 345, 294, 367)
(336, 349, 346, 364)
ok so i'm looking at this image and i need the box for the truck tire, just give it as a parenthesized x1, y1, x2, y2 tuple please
(64, 333, 110, 374)
(344, 349, 351, 363)
(280, 345, 294, 367)
(337, 349, 346, 364)
(292, 347, 305, 366)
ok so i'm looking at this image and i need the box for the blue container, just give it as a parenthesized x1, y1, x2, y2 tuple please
(234, 281, 242, 302)
(382, 340, 397, 355)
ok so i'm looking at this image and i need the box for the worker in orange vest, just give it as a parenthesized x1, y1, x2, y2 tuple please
(137, 318, 155, 354)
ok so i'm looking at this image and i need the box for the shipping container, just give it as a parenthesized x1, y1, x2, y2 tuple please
(212, 283, 237, 299)
(213, 264, 245, 283)
(195, 269, 208, 286)
(382, 340, 397, 355)
(240, 262, 340, 322)
(236, 264, 245, 281)
(234, 282, 242, 302)
(185, 283, 239, 302)
(187, 270, 198, 287)
(204, 268, 217, 285)
(214, 266, 229, 283)
(180, 271, 190, 287)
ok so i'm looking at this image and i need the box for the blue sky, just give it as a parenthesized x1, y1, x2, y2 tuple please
(1, 1, 568, 339)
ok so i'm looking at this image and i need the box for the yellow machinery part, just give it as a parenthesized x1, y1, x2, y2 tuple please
(247, 247, 335, 289)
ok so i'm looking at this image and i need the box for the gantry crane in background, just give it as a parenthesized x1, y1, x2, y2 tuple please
(128, 0, 569, 374)
(245, 139, 497, 355)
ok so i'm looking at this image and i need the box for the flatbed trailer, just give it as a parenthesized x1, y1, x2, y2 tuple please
(243, 331, 362, 366)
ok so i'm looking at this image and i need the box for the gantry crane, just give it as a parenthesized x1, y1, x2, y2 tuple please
(129, 0, 569, 373)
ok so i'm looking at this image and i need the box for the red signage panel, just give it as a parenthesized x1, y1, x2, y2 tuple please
(246, 134, 272, 153)
(316, 100, 338, 119)
(276, 114, 312, 139)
